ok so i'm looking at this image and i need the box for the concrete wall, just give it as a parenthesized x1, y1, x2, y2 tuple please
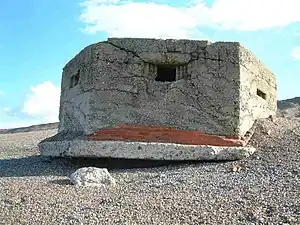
(58, 38, 277, 137)
(58, 45, 95, 134)
(238, 45, 277, 136)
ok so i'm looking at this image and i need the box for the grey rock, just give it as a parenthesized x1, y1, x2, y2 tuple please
(69, 167, 116, 187)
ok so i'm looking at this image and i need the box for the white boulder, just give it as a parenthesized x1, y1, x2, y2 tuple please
(69, 167, 116, 187)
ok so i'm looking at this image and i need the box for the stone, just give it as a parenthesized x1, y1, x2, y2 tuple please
(268, 115, 276, 122)
(232, 165, 242, 172)
(69, 167, 116, 187)
(38, 37, 278, 161)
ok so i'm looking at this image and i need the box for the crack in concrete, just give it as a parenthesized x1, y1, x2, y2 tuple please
(168, 85, 235, 124)
(106, 41, 145, 62)
(106, 39, 240, 66)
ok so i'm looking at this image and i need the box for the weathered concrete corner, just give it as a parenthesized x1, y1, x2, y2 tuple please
(39, 37, 278, 161)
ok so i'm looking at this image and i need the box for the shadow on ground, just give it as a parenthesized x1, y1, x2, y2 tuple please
(0, 155, 214, 177)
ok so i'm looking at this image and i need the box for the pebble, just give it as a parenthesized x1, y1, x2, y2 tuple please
(0, 117, 299, 224)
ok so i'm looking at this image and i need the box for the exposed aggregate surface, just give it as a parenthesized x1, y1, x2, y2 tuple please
(0, 116, 299, 225)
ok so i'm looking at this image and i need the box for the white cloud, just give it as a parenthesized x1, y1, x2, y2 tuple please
(199, 0, 300, 31)
(291, 46, 300, 60)
(79, 0, 300, 38)
(22, 81, 60, 123)
(80, 1, 201, 38)
(3, 107, 11, 113)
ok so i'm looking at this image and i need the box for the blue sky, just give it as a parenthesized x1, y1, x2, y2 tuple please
(0, 0, 299, 128)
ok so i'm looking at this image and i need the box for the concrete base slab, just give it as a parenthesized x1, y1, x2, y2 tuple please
(38, 139, 256, 161)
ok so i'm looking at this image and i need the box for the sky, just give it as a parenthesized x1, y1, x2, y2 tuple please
(0, 0, 299, 129)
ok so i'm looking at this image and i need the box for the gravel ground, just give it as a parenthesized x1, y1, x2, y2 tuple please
(0, 117, 299, 225)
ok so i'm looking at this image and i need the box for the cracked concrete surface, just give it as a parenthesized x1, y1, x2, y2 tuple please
(39, 139, 256, 161)
(57, 38, 276, 138)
